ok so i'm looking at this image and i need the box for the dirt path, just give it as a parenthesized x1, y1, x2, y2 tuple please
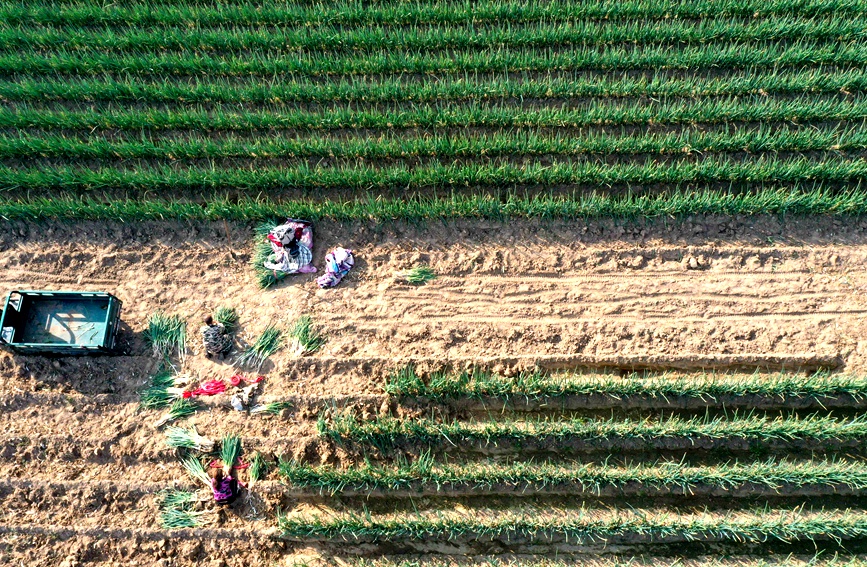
(0, 215, 866, 565)
(1, 216, 865, 388)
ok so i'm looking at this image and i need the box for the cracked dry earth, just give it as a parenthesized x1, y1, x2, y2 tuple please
(0, 215, 865, 566)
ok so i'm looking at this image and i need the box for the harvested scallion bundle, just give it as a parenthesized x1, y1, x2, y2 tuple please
(159, 490, 208, 529)
(235, 324, 283, 370)
(221, 434, 241, 472)
(214, 306, 239, 334)
(181, 455, 212, 488)
(139, 368, 177, 410)
(288, 315, 325, 356)
(250, 401, 292, 415)
(165, 426, 215, 452)
(146, 312, 187, 360)
(153, 398, 197, 428)
(250, 452, 268, 485)
(161, 507, 208, 529)
(160, 489, 197, 509)
(398, 265, 437, 284)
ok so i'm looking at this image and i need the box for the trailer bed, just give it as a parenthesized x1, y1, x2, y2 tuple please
(1, 291, 122, 354)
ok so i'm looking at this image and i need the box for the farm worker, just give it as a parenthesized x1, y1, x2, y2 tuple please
(210, 466, 239, 505)
(200, 315, 232, 359)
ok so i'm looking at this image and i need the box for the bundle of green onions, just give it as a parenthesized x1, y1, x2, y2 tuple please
(181, 455, 212, 488)
(152, 399, 197, 428)
(139, 367, 191, 410)
(220, 434, 241, 474)
(214, 306, 240, 334)
(398, 265, 437, 285)
(249, 452, 268, 487)
(145, 312, 187, 360)
(165, 426, 215, 452)
(235, 324, 283, 370)
(288, 315, 325, 356)
(139, 369, 177, 409)
(250, 401, 292, 415)
(159, 490, 208, 529)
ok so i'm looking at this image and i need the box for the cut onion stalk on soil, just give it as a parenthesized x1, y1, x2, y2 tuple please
(235, 323, 284, 370)
(287, 315, 325, 356)
(139, 367, 193, 410)
(161, 507, 208, 529)
(164, 426, 215, 452)
(398, 265, 437, 285)
(145, 312, 187, 360)
(160, 489, 197, 509)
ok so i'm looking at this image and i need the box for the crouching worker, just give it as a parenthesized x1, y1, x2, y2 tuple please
(200, 315, 232, 359)
(211, 466, 239, 505)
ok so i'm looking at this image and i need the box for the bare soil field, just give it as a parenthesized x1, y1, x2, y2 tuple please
(0, 214, 866, 566)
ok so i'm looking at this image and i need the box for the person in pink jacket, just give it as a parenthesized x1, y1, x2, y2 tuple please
(210, 467, 238, 505)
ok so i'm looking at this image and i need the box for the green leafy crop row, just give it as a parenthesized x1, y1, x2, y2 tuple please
(280, 455, 867, 496)
(317, 412, 867, 451)
(2, 16, 863, 52)
(2, 157, 865, 193)
(4, 40, 863, 77)
(4, 0, 864, 27)
(2, 189, 866, 221)
(278, 507, 867, 543)
(4, 96, 863, 131)
(384, 366, 867, 401)
(4, 67, 866, 103)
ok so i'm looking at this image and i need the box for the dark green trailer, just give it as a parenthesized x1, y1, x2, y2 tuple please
(0, 290, 122, 354)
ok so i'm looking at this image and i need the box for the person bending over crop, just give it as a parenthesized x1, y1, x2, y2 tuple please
(210, 465, 239, 505)
(200, 315, 232, 359)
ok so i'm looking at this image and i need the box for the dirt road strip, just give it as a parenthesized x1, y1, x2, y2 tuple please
(0, 215, 864, 383)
